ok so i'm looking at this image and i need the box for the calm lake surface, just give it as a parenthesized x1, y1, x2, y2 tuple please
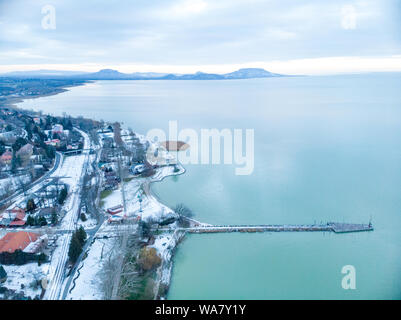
(17, 74, 401, 299)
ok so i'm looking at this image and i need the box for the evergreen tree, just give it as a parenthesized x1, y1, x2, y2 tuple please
(26, 198, 36, 213)
(58, 185, 68, 205)
(38, 216, 47, 226)
(76, 226, 87, 246)
(12, 137, 27, 152)
(25, 123, 32, 140)
(45, 145, 56, 159)
(26, 215, 35, 226)
(68, 234, 82, 264)
(11, 153, 18, 173)
(51, 212, 58, 225)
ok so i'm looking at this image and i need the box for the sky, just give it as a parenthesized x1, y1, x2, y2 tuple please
(0, 0, 400, 74)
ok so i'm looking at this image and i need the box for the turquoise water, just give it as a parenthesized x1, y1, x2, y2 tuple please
(17, 74, 401, 299)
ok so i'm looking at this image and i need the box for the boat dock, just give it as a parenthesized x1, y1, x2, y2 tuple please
(176, 222, 373, 234)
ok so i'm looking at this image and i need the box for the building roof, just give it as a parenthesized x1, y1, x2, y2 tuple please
(1, 150, 12, 159)
(7, 207, 25, 214)
(38, 207, 55, 217)
(9, 220, 26, 226)
(0, 208, 26, 227)
(0, 231, 39, 254)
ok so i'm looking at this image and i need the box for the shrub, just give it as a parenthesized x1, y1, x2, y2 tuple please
(137, 247, 161, 272)
(58, 185, 68, 205)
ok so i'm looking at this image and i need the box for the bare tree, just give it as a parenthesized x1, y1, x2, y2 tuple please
(15, 174, 30, 196)
(99, 225, 141, 300)
(174, 203, 194, 228)
(2, 180, 14, 198)
(118, 242, 141, 299)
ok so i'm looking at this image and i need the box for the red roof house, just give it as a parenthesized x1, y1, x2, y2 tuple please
(0, 231, 39, 253)
(0, 207, 26, 227)
(0, 150, 13, 164)
(107, 204, 123, 215)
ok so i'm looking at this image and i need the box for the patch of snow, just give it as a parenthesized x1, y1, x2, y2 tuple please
(2, 262, 49, 299)
(77, 217, 97, 230)
(101, 188, 123, 209)
(66, 237, 116, 300)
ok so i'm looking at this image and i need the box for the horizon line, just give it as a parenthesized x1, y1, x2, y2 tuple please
(1, 55, 401, 76)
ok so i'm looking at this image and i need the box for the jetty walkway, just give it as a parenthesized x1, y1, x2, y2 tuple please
(170, 222, 373, 234)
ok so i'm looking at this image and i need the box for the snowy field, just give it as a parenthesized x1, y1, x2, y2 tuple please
(101, 188, 122, 209)
(66, 237, 116, 300)
(77, 216, 97, 230)
(1, 262, 49, 299)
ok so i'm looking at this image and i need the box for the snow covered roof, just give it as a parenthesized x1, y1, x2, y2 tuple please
(23, 235, 48, 254)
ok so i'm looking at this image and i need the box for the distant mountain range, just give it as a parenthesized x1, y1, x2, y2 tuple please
(0, 68, 284, 80)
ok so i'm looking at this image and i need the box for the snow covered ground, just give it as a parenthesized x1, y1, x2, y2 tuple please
(151, 230, 184, 289)
(101, 188, 122, 210)
(77, 216, 97, 230)
(66, 237, 116, 300)
(123, 165, 184, 223)
(1, 262, 49, 299)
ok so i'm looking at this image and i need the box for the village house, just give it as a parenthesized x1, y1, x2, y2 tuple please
(23, 234, 48, 254)
(37, 207, 55, 220)
(52, 124, 64, 135)
(104, 175, 119, 190)
(0, 150, 12, 165)
(107, 204, 124, 215)
(0, 231, 46, 254)
(0, 207, 26, 227)
(30, 154, 43, 165)
(45, 139, 61, 147)
(66, 144, 79, 150)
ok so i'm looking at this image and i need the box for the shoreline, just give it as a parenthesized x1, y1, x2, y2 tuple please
(1, 81, 90, 110)
(141, 156, 187, 300)
(1, 87, 188, 300)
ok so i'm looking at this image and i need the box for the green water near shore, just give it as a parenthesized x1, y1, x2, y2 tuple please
(17, 74, 401, 299)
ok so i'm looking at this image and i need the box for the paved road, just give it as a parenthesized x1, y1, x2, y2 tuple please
(61, 216, 105, 300)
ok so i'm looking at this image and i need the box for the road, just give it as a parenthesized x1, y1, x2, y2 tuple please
(43, 128, 91, 300)
(61, 146, 105, 300)
(61, 217, 104, 300)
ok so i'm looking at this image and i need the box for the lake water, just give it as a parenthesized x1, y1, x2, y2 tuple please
(17, 74, 401, 299)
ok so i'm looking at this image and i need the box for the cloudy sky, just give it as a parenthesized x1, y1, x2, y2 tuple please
(0, 0, 400, 74)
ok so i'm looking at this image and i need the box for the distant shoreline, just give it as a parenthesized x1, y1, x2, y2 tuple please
(1, 82, 91, 112)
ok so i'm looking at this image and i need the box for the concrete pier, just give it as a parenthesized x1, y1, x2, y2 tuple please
(176, 222, 373, 234)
